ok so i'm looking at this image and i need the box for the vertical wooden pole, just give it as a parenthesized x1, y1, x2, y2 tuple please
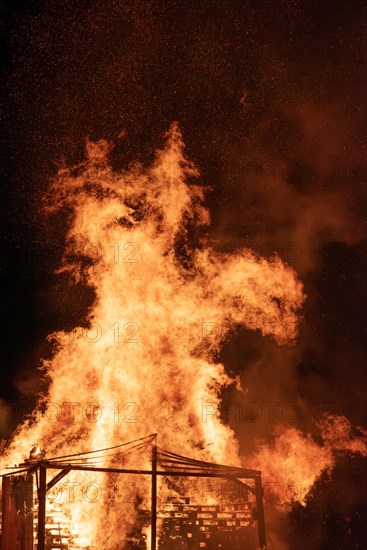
(255, 475, 266, 549)
(24, 473, 34, 550)
(1, 474, 34, 550)
(1, 476, 12, 550)
(37, 465, 46, 550)
(151, 435, 157, 550)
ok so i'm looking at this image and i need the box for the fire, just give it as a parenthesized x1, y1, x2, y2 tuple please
(247, 425, 333, 507)
(246, 414, 367, 508)
(2, 123, 312, 546)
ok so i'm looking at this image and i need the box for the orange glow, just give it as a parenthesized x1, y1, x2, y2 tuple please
(247, 414, 367, 508)
(5, 123, 349, 545)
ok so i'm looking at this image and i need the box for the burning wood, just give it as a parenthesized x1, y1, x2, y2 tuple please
(1, 124, 305, 547)
(1, 435, 265, 549)
(1, 125, 365, 549)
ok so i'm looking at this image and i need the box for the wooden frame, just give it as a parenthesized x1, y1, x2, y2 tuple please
(1, 435, 266, 550)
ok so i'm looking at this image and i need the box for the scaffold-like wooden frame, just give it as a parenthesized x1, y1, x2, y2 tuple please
(1, 434, 266, 550)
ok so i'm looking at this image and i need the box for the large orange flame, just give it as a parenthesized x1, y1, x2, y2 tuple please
(1, 123, 325, 546)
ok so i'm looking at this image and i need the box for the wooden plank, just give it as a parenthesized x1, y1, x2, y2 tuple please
(37, 467, 46, 550)
(24, 473, 34, 550)
(255, 475, 266, 550)
(1, 475, 18, 550)
(151, 442, 157, 550)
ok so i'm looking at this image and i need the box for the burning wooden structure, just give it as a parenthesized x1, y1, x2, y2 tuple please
(1, 434, 266, 549)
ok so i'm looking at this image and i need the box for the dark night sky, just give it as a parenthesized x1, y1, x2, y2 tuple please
(1, 1, 366, 548)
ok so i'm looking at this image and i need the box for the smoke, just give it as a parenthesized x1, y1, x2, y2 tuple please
(210, 38, 367, 547)
(2, 1, 366, 548)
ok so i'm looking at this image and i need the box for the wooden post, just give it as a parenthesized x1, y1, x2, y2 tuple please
(1, 474, 34, 550)
(255, 475, 266, 549)
(151, 435, 157, 550)
(1, 476, 13, 550)
(37, 465, 47, 550)
(24, 473, 34, 550)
